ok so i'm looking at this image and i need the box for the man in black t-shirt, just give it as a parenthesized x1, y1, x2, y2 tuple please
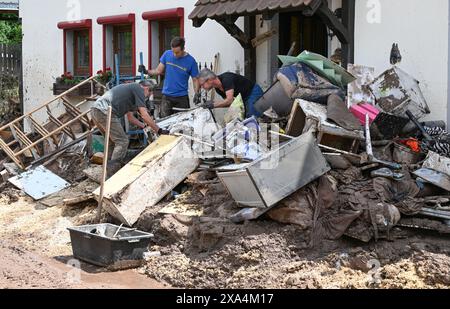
(198, 68, 264, 118)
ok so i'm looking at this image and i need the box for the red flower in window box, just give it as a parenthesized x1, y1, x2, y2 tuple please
(95, 68, 113, 85)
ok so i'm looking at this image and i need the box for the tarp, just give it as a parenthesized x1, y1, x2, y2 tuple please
(278, 50, 356, 88)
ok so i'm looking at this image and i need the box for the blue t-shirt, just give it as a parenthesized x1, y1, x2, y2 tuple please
(160, 50, 199, 97)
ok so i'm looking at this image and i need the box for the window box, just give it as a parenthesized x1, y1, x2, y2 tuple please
(52, 81, 94, 96)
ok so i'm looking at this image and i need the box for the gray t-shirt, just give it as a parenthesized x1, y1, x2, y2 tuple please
(93, 83, 146, 117)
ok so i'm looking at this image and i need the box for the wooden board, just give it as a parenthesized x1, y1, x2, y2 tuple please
(285, 101, 306, 137)
(93, 136, 200, 226)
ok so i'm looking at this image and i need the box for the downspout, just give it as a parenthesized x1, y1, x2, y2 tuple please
(447, 2, 450, 129)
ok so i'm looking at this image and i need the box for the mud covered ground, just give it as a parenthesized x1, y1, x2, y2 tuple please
(0, 184, 166, 289)
(0, 176, 449, 289)
(136, 176, 450, 289)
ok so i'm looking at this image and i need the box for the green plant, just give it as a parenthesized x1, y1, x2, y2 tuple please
(95, 68, 113, 84)
(0, 13, 22, 44)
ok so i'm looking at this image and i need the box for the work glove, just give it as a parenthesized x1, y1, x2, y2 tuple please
(158, 128, 170, 135)
(138, 64, 148, 74)
(201, 101, 215, 110)
(193, 92, 202, 105)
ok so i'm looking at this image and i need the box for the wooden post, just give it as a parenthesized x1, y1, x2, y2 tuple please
(342, 0, 355, 68)
(96, 106, 113, 222)
(244, 16, 256, 81)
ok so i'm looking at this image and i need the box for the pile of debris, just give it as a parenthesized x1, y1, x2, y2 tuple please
(1, 51, 450, 286)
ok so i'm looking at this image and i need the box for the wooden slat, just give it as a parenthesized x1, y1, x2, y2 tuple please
(10, 124, 40, 159)
(61, 97, 90, 128)
(1, 44, 5, 75)
(29, 117, 50, 137)
(15, 110, 90, 156)
(0, 138, 24, 169)
(0, 76, 95, 132)
(47, 112, 76, 140)
(29, 117, 59, 146)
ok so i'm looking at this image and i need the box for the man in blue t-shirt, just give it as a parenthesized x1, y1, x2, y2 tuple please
(139, 37, 199, 118)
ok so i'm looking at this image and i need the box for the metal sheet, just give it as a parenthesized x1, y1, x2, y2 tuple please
(8, 166, 70, 200)
(218, 131, 330, 208)
(413, 168, 450, 192)
(218, 169, 265, 208)
(247, 131, 330, 207)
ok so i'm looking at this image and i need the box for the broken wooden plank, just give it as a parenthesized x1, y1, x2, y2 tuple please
(93, 136, 200, 226)
(63, 194, 94, 206)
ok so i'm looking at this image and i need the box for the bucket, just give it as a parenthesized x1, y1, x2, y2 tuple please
(392, 142, 422, 164)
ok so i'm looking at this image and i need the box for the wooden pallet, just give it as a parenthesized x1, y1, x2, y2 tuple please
(0, 76, 105, 169)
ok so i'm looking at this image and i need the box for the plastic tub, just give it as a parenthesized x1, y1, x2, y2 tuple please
(68, 223, 154, 269)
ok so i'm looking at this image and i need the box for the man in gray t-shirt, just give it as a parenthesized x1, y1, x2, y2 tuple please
(91, 81, 168, 167)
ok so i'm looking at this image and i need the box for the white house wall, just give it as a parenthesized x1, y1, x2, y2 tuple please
(20, 0, 244, 124)
(354, 0, 450, 124)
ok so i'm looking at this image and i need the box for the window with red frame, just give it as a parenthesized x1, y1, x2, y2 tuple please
(74, 30, 90, 76)
(113, 25, 133, 75)
(57, 20, 92, 78)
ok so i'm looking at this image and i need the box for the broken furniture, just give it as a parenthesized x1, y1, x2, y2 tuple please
(68, 223, 154, 269)
(0, 76, 101, 169)
(286, 99, 364, 154)
(217, 131, 330, 208)
(368, 67, 430, 119)
(93, 135, 200, 226)
(347, 64, 376, 107)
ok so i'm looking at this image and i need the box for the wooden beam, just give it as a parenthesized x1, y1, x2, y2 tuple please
(244, 16, 256, 81)
(316, 2, 349, 45)
(192, 18, 206, 28)
(342, 0, 355, 68)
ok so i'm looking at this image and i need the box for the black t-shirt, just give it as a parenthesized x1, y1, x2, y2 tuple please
(216, 72, 255, 101)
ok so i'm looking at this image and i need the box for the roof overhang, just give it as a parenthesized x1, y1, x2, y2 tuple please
(0, 1, 18, 14)
(189, 0, 323, 27)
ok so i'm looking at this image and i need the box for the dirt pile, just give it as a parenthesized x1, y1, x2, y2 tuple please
(138, 179, 450, 289)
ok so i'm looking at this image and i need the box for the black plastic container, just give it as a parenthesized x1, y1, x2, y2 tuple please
(68, 224, 154, 269)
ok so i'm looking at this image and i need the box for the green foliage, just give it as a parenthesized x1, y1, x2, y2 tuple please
(0, 13, 22, 45)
